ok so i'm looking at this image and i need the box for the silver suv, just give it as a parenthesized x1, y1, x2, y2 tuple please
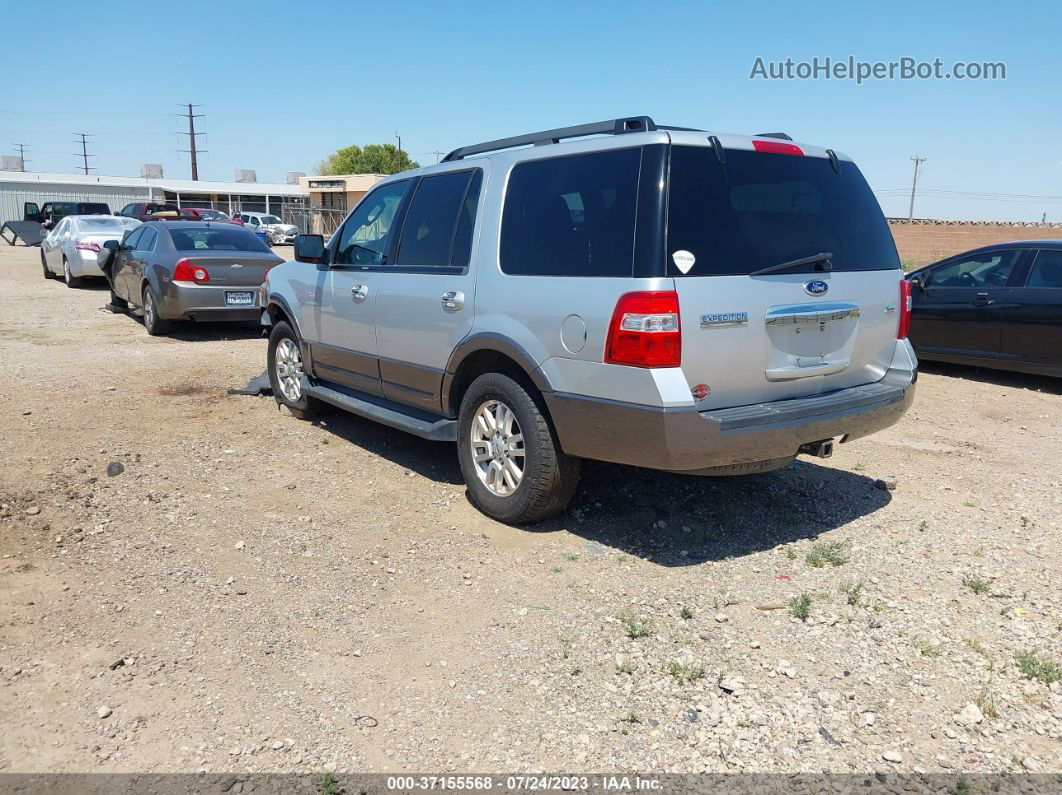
(263, 116, 916, 523)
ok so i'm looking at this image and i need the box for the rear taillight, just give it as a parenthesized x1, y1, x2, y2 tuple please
(898, 279, 913, 339)
(605, 291, 681, 368)
(173, 258, 209, 283)
(752, 140, 805, 156)
(75, 241, 101, 253)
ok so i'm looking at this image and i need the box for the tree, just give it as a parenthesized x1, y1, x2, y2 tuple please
(317, 143, 419, 176)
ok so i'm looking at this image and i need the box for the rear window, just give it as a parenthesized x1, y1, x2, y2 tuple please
(501, 148, 641, 277)
(168, 225, 269, 252)
(666, 145, 899, 276)
(77, 217, 137, 232)
(78, 203, 110, 214)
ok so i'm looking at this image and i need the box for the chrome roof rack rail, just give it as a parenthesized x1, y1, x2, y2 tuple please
(442, 116, 666, 162)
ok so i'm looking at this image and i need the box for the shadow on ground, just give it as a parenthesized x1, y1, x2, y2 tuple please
(918, 360, 1062, 395)
(303, 406, 890, 566)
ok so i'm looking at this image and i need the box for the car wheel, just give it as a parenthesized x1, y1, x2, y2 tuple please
(41, 251, 53, 279)
(63, 257, 83, 288)
(457, 372, 580, 524)
(267, 320, 320, 420)
(142, 285, 171, 336)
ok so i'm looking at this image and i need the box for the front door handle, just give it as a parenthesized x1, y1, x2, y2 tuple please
(441, 290, 465, 310)
(974, 292, 994, 306)
(351, 284, 369, 302)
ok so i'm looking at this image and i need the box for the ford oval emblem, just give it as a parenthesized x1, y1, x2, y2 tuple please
(804, 279, 829, 296)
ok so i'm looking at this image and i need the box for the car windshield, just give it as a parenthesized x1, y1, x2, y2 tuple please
(199, 210, 225, 218)
(260, 215, 281, 224)
(77, 218, 138, 231)
(666, 145, 900, 276)
(168, 225, 270, 252)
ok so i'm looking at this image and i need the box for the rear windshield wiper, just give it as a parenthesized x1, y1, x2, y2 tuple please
(750, 252, 833, 277)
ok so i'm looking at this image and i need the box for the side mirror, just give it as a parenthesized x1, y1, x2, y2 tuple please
(102, 239, 120, 252)
(294, 234, 329, 265)
(910, 274, 927, 290)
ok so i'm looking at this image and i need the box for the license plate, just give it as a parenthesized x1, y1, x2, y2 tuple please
(225, 291, 255, 306)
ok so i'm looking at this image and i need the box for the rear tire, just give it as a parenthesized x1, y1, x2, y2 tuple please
(142, 285, 171, 336)
(457, 372, 580, 524)
(41, 251, 53, 279)
(63, 257, 83, 288)
(267, 320, 320, 420)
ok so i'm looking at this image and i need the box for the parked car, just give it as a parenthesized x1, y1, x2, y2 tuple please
(180, 208, 232, 222)
(101, 221, 283, 335)
(235, 212, 298, 245)
(262, 116, 917, 523)
(117, 202, 181, 222)
(906, 241, 1062, 377)
(40, 215, 141, 287)
(24, 201, 111, 229)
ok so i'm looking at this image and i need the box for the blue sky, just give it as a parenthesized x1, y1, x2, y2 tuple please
(2, 0, 1059, 221)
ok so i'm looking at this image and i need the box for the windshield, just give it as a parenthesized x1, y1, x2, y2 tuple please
(168, 225, 270, 253)
(198, 210, 225, 219)
(666, 145, 899, 276)
(77, 218, 139, 231)
(260, 215, 281, 224)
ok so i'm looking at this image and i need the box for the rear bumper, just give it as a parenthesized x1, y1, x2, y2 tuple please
(544, 369, 916, 471)
(158, 281, 262, 322)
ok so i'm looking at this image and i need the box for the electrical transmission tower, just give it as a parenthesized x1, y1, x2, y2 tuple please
(74, 133, 95, 174)
(179, 103, 206, 180)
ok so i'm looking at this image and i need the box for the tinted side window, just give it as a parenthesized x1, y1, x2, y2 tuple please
(123, 227, 145, 249)
(929, 250, 1020, 288)
(450, 170, 483, 268)
(395, 171, 475, 269)
(335, 180, 411, 266)
(501, 148, 641, 277)
(1025, 250, 1062, 288)
(136, 228, 157, 252)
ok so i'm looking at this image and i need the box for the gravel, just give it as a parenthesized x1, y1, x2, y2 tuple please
(0, 243, 1060, 775)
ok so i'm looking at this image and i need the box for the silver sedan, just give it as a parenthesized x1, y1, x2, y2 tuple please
(41, 215, 141, 288)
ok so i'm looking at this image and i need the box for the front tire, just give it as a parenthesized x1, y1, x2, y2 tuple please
(63, 257, 83, 288)
(142, 285, 171, 335)
(41, 251, 53, 279)
(457, 373, 580, 524)
(267, 320, 319, 420)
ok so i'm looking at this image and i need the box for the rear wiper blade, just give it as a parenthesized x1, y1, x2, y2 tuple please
(750, 251, 833, 277)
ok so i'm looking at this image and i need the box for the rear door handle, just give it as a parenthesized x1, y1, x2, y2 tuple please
(441, 290, 464, 310)
(974, 292, 994, 306)
(351, 284, 368, 302)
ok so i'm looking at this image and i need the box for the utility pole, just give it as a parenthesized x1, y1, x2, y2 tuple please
(908, 156, 926, 220)
(74, 133, 94, 174)
(179, 103, 206, 180)
(1042, 212, 1047, 223)
(395, 132, 402, 153)
(12, 143, 29, 171)
(433, 149, 443, 164)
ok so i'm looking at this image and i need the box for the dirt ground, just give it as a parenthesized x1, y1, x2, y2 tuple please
(0, 242, 1059, 776)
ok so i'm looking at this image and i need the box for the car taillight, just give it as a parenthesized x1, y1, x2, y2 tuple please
(605, 291, 681, 368)
(898, 279, 913, 339)
(752, 140, 805, 156)
(173, 258, 209, 283)
(75, 241, 101, 253)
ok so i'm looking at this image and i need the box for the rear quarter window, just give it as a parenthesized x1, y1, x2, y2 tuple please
(500, 148, 641, 277)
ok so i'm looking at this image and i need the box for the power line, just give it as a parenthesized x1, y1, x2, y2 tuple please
(73, 133, 94, 174)
(908, 156, 925, 220)
(178, 103, 206, 180)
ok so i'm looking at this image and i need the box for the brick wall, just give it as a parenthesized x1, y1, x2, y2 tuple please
(888, 219, 1062, 268)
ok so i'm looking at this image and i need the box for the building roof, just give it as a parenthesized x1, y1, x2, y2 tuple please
(300, 173, 386, 192)
(0, 169, 307, 196)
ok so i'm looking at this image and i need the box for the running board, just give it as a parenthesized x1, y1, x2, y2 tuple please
(301, 378, 457, 441)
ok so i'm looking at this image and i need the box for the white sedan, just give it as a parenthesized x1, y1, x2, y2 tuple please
(41, 215, 141, 287)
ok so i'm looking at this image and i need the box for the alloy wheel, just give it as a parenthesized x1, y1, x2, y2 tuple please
(275, 338, 304, 402)
(470, 399, 525, 496)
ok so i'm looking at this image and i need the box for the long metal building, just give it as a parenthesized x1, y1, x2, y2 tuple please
(0, 170, 308, 223)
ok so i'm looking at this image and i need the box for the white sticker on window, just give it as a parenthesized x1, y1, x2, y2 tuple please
(672, 250, 696, 274)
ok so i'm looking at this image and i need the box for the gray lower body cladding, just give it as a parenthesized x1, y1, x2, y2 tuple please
(544, 376, 915, 471)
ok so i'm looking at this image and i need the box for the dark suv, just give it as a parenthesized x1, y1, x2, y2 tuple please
(24, 201, 111, 229)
